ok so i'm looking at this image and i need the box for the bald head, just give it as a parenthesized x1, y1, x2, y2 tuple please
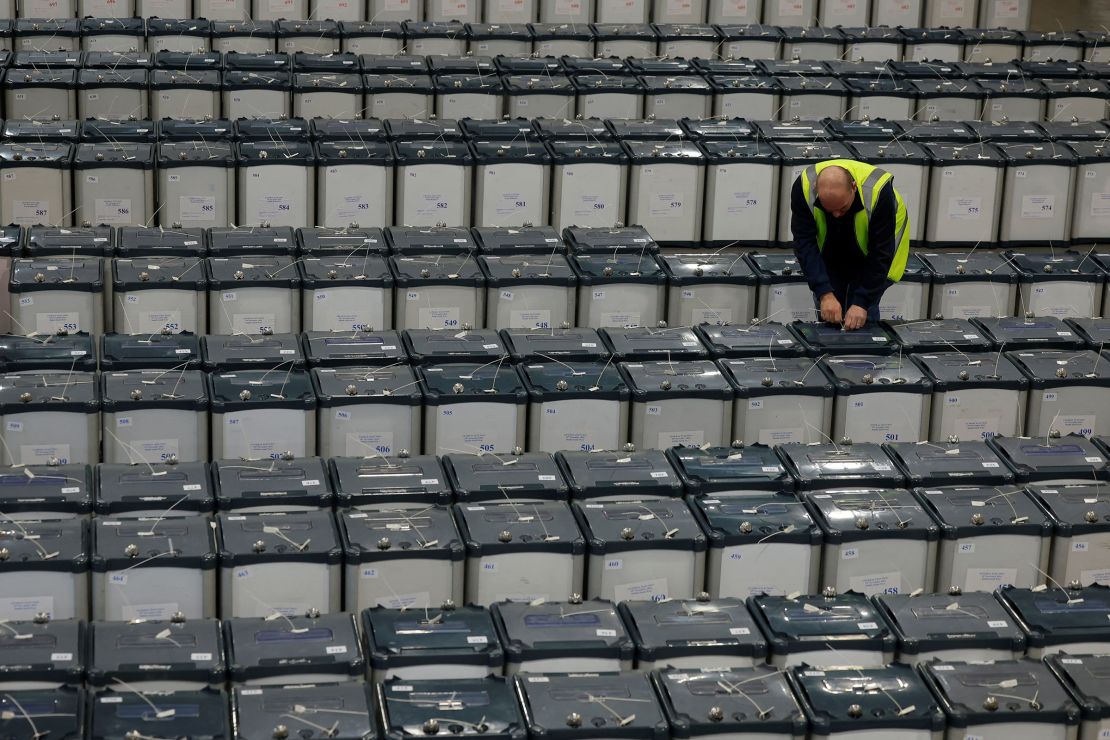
(816, 165, 857, 218)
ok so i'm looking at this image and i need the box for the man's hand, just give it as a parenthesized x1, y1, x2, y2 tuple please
(843, 305, 868, 331)
(819, 293, 843, 324)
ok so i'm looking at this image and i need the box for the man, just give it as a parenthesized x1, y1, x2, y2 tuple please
(791, 158, 911, 330)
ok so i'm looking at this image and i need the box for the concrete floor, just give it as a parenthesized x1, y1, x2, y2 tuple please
(1031, 0, 1110, 31)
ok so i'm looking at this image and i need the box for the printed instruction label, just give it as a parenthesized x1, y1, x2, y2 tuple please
(1089, 192, 1110, 218)
(614, 578, 669, 602)
(758, 427, 805, 445)
(11, 200, 50, 225)
(965, 567, 1018, 592)
(992, 0, 1020, 19)
(179, 195, 216, 222)
(418, 307, 461, 329)
(1021, 195, 1056, 219)
(510, 309, 552, 329)
(948, 197, 983, 220)
(776, 0, 804, 16)
(375, 592, 431, 609)
(659, 430, 705, 449)
(848, 571, 902, 596)
(35, 312, 80, 335)
(1081, 569, 1110, 585)
(135, 310, 183, 334)
(346, 431, 394, 457)
(121, 602, 180, 621)
(231, 313, 276, 335)
(137, 439, 180, 461)
(331, 193, 372, 221)
(94, 198, 133, 225)
(0, 596, 54, 619)
(599, 312, 641, 328)
(254, 193, 295, 222)
(691, 308, 732, 325)
(953, 416, 1000, 440)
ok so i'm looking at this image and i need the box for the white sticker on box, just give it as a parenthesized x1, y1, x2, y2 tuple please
(232, 313, 276, 335)
(414, 192, 452, 220)
(1021, 195, 1056, 219)
(94, 198, 133, 225)
(1073, 541, 1089, 552)
(857, 622, 879, 630)
(726, 190, 761, 214)
(418, 307, 461, 329)
(650, 471, 668, 478)
(614, 578, 668, 602)
(179, 195, 216, 222)
(35, 313, 80, 335)
(729, 627, 751, 635)
(20, 444, 70, 465)
(325, 645, 347, 655)
(375, 592, 431, 609)
(510, 310, 552, 329)
(466, 635, 489, 644)
(965, 567, 1017, 592)
(360, 567, 378, 579)
(190, 652, 212, 662)
(954, 417, 1000, 441)
(492, 188, 532, 220)
(599, 312, 641, 328)
(777, 0, 803, 16)
(827, 0, 859, 14)
(987, 620, 1008, 629)
(643, 181, 685, 219)
(947, 197, 983, 220)
(842, 547, 859, 560)
(137, 310, 183, 334)
(346, 432, 394, 457)
(1081, 569, 1110, 585)
(0, 596, 54, 619)
(332, 193, 372, 221)
(256, 194, 295, 222)
(848, 571, 902, 596)
(1058, 417, 1097, 437)
(135, 440, 180, 462)
(759, 428, 805, 445)
(659, 430, 705, 448)
(1090, 192, 1110, 218)
(605, 559, 622, 570)
(596, 628, 617, 637)
(5, 421, 20, 432)
(121, 603, 180, 621)
(421, 478, 439, 485)
(10, 200, 49, 226)
(693, 308, 732, 325)
(51, 652, 73, 661)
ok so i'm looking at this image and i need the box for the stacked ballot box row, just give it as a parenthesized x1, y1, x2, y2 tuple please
(2, 437, 1110, 618)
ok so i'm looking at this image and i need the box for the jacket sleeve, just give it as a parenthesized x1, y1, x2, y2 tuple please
(848, 185, 897, 311)
(790, 177, 835, 298)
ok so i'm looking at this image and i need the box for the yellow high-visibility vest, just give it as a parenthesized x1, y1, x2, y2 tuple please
(798, 158, 910, 282)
